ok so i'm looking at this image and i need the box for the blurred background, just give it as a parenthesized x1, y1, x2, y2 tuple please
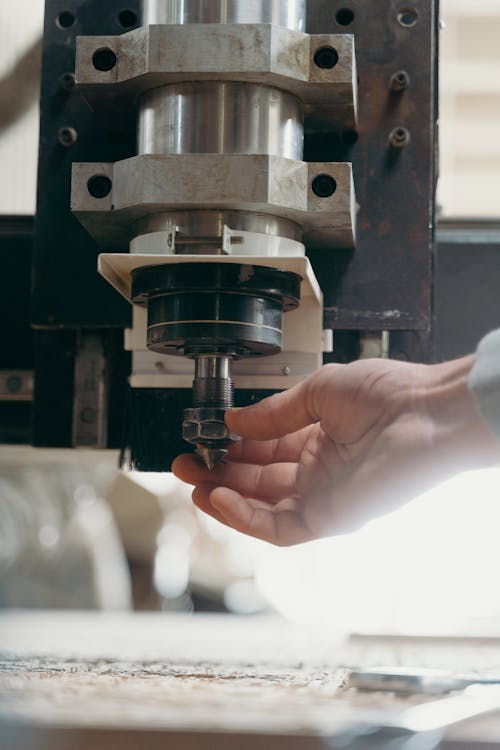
(1, 0, 500, 638)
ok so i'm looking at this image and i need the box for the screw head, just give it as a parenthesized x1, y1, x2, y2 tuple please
(389, 127, 411, 149)
(390, 70, 410, 92)
(58, 126, 78, 147)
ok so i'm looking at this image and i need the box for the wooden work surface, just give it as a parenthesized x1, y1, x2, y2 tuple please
(1, 612, 500, 749)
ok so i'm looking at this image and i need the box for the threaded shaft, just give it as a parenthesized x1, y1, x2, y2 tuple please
(193, 377, 234, 409)
(192, 355, 234, 409)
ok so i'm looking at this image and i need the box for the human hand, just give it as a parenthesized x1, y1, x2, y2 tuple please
(172, 356, 499, 545)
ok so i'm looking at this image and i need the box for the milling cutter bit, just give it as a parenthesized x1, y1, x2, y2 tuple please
(195, 445, 228, 471)
(182, 354, 239, 469)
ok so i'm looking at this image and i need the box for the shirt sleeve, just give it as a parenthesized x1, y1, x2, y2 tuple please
(469, 329, 500, 439)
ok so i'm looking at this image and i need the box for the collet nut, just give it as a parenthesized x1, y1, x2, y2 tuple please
(182, 408, 238, 447)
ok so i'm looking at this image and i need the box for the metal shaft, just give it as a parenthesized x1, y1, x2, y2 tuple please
(134, 211, 301, 243)
(141, 0, 306, 30)
(137, 0, 305, 247)
(139, 83, 303, 160)
(192, 355, 234, 410)
(191, 355, 235, 470)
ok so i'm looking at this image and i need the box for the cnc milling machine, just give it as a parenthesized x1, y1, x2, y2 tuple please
(30, 0, 438, 471)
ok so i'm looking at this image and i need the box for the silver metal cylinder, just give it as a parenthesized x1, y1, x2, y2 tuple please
(196, 354, 231, 381)
(193, 355, 234, 409)
(136, 0, 306, 251)
(135, 211, 301, 242)
(139, 83, 303, 160)
(142, 0, 306, 31)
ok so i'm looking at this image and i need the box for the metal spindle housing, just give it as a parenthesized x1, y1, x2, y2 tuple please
(137, 0, 307, 245)
(134, 0, 309, 469)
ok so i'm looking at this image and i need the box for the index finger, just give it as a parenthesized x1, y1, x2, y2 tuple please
(226, 365, 341, 441)
(226, 424, 313, 465)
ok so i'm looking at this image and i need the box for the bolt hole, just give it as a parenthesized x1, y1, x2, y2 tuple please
(87, 175, 112, 199)
(55, 10, 75, 28)
(312, 174, 337, 198)
(92, 47, 117, 72)
(398, 8, 418, 27)
(118, 9, 138, 28)
(314, 46, 339, 70)
(335, 8, 355, 25)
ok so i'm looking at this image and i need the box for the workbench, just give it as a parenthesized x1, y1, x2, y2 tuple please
(1, 612, 500, 749)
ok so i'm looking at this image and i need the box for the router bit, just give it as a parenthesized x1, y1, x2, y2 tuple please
(182, 354, 239, 469)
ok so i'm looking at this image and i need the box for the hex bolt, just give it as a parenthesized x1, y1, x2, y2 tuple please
(390, 70, 410, 92)
(182, 407, 237, 448)
(389, 127, 411, 149)
(199, 421, 230, 440)
(182, 422, 200, 442)
(58, 126, 78, 147)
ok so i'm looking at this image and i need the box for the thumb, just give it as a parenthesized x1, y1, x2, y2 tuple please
(225, 374, 325, 440)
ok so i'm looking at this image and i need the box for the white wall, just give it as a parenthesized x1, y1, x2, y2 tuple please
(0, 0, 44, 215)
(439, 0, 500, 217)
